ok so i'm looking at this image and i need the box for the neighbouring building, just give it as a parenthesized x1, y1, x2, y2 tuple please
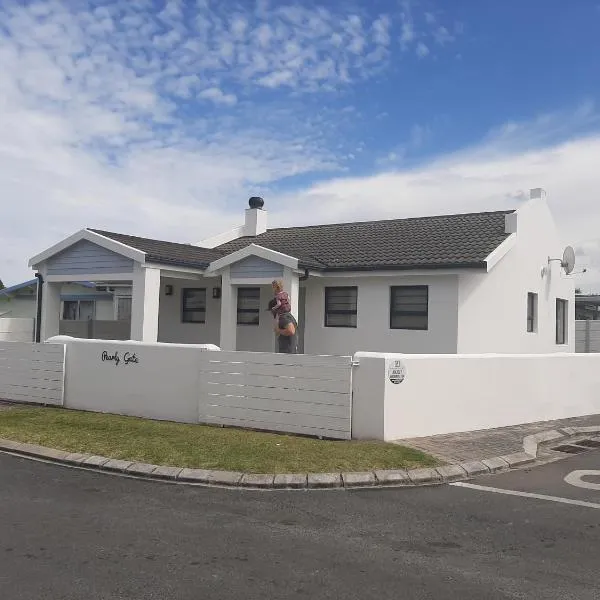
(27, 188, 575, 355)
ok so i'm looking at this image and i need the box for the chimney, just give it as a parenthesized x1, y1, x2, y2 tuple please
(529, 188, 545, 200)
(244, 197, 267, 236)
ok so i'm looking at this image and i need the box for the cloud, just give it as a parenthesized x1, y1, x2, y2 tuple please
(198, 87, 237, 106)
(416, 42, 430, 58)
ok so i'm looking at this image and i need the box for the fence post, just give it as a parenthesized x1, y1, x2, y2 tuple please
(586, 319, 591, 353)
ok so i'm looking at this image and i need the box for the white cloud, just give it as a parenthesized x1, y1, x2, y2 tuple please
(416, 42, 430, 58)
(198, 86, 237, 106)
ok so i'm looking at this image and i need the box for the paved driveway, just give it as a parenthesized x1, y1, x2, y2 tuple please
(1, 451, 599, 599)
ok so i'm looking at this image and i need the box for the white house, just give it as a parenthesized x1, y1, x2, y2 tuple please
(27, 189, 575, 355)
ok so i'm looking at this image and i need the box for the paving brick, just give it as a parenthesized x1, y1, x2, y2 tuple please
(239, 474, 275, 488)
(500, 452, 535, 468)
(307, 473, 342, 489)
(341, 472, 376, 488)
(83, 455, 110, 467)
(435, 464, 467, 482)
(273, 474, 307, 489)
(374, 469, 411, 486)
(481, 457, 510, 473)
(206, 470, 243, 486)
(100, 458, 133, 472)
(407, 468, 441, 485)
(151, 466, 183, 480)
(459, 461, 490, 477)
(571, 426, 600, 435)
(126, 463, 158, 476)
(177, 468, 211, 483)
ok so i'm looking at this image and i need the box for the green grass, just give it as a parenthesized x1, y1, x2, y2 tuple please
(0, 406, 438, 473)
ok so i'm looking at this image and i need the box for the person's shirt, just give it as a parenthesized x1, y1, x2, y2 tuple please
(277, 313, 298, 354)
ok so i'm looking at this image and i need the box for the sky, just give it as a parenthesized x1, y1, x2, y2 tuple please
(1, 0, 600, 290)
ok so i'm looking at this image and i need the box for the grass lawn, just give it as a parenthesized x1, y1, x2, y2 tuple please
(0, 406, 438, 473)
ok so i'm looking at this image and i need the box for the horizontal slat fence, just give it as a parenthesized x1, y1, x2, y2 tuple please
(575, 320, 600, 352)
(0, 342, 65, 405)
(198, 350, 353, 439)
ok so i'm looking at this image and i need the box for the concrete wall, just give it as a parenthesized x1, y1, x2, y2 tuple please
(576, 320, 600, 352)
(352, 352, 600, 440)
(0, 318, 34, 342)
(302, 275, 459, 356)
(457, 198, 575, 354)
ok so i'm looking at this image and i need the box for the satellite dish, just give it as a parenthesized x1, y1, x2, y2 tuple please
(561, 246, 576, 274)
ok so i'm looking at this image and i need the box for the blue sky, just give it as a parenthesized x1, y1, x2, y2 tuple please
(1, 0, 600, 289)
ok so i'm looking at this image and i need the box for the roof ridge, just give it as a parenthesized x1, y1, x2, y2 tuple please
(260, 209, 515, 234)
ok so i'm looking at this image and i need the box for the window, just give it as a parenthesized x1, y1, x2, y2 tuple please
(324, 287, 358, 327)
(390, 286, 428, 330)
(237, 287, 260, 325)
(527, 292, 538, 333)
(62, 300, 95, 321)
(556, 298, 568, 344)
(117, 297, 132, 321)
(182, 288, 206, 323)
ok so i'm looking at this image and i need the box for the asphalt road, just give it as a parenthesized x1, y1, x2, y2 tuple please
(1, 451, 599, 600)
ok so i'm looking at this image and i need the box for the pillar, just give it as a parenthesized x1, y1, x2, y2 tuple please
(130, 265, 161, 342)
(283, 267, 299, 321)
(40, 281, 61, 341)
(219, 269, 237, 350)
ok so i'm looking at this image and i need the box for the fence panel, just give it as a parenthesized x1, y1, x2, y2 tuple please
(198, 350, 353, 439)
(0, 342, 65, 405)
(575, 320, 600, 352)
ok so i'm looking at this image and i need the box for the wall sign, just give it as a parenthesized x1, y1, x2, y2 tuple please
(101, 350, 139, 366)
(387, 359, 406, 384)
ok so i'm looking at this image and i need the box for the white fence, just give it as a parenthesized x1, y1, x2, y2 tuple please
(575, 320, 600, 352)
(56, 338, 353, 439)
(352, 352, 600, 440)
(0, 318, 34, 342)
(0, 341, 64, 405)
(199, 351, 352, 439)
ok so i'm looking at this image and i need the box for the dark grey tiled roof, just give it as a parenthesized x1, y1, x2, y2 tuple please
(214, 210, 514, 271)
(89, 229, 222, 269)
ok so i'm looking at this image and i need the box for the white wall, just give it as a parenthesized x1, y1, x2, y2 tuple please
(352, 352, 600, 440)
(235, 284, 277, 352)
(302, 275, 459, 356)
(0, 318, 34, 342)
(158, 277, 221, 345)
(457, 199, 575, 354)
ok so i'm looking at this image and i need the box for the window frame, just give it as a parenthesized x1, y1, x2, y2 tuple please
(324, 286, 358, 328)
(181, 288, 207, 324)
(527, 292, 538, 333)
(237, 287, 260, 326)
(62, 299, 96, 321)
(390, 285, 429, 331)
(556, 298, 568, 345)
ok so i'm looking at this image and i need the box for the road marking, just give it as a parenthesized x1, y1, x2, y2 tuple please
(564, 470, 600, 491)
(450, 482, 600, 510)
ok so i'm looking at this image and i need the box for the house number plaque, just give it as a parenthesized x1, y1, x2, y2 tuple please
(387, 359, 406, 384)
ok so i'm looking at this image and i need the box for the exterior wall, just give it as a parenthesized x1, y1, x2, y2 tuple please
(0, 296, 35, 318)
(352, 352, 600, 440)
(0, 318, 34, 342)
(457, 199, 575, 353)
(235, 285, 277, 352)
(158, 277, 221, 345)
(301, 275, 459, 356)
(230, 256, 283, 279)
(45, 239, 134, 276)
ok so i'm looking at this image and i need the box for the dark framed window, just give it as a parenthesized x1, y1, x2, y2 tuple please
(527, 292, 538, 333)
(325, 287, 358, 328)
(182, 288, 206, 323)
(556, 298, 568, 344)
(237, 287, 260, 325)
(390, 286, 428, 330)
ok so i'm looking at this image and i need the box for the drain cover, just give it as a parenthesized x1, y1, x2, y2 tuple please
(574, 438, 600, 449)
(552, 444, 589, 454)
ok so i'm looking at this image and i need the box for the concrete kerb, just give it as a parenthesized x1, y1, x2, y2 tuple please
(4, 427, 600, 490)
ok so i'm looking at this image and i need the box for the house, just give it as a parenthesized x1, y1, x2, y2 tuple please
(575, 294, 600, 320)
(27, 188, 575, 355)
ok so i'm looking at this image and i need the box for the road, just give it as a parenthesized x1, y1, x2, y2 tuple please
(1, 451, 599, 600)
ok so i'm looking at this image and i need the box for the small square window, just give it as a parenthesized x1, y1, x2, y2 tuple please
(390, 286, 428, 330)
(237, 287, 260, 325)
(325, 287, 358, 328)
(527, 292, 538, 333)
(182, 288, 206, 323)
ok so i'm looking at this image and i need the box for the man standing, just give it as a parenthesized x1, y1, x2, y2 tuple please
(274, 312, 298, 354)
